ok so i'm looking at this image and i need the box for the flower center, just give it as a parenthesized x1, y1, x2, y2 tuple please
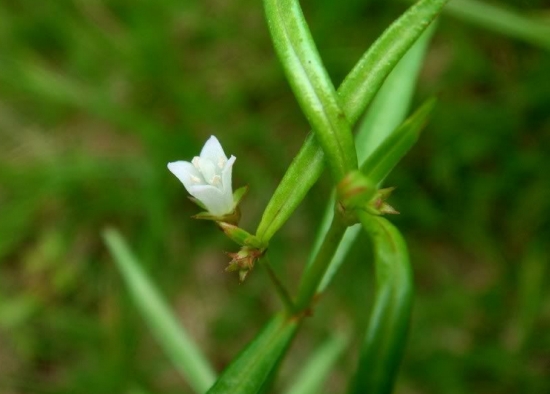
(192, 156, 225, 187)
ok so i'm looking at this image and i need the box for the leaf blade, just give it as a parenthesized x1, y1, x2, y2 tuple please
(207, 313, 299, 394)
(284, 335, 347, 394)
(264, 0, 357, 180)
(361, 97, 436, 185)
(349, 215, 413, 394)
(102, 228, 216, 394)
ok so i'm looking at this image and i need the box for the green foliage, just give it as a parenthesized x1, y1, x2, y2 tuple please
(1, 0, 549, 393)
(256, 0, 448, 243)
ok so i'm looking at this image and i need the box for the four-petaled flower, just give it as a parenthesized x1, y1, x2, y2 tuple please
(168, 136, 236, 216)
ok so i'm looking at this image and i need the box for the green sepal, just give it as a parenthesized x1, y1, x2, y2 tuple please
(189, 186, 248, 225)
(233, 185, 249, 209)
(367, 187, 400, 216)
(192, 208, 241, 226)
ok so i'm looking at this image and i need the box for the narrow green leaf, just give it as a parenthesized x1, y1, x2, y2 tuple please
(361, 97, 436, 185)
(349, 215, 413, 394)
(207, 313, 299, 394)
(264, 0, 357, 180)
(311, 25, 437, 293)
(256, 0, 447, 243)
(443, 0, 550, 51)
(102, 228, 216, 394)
(295, 211, 348, 311)
(284, 335, 347, 394)
(355, 23, 437, 163)
(511, 241, 547, 351)
(339, 0, 447, 125)
(256, 135, 324, 243)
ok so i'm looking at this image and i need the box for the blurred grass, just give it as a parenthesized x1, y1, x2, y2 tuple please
(0, 0, 549, 393)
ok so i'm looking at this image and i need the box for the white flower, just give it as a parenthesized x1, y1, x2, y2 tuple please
(168, 136, 236, 216)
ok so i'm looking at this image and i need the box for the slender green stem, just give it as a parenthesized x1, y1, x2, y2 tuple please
(295, 211, 347, 312)
(260, 255, 296, 314)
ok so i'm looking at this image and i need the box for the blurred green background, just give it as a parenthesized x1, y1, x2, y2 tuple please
(0, 0, 549, 393)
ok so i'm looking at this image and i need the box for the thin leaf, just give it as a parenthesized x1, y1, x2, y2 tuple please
(264, 0, 357, 181)
(256, 0, 447, 243)
(443, 0, 550, 51)
(349, 215, 413, 394)
(510, 241, 547, 351)
(361, 97, 436, 185)
(355, 22, 438, 163)
(207, 313, 299, 394)
(284, 335, 348, 394)
(102, 228, 216, 394)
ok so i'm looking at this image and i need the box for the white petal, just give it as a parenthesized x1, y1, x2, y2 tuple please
(200, 135, 228, 163)
(188, 184, 233, 216)
(221, 155, 236, 198)
(167, 161, 204, 193)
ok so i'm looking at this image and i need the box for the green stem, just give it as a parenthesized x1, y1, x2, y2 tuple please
(295, 211, 347, 312)
(260, 256, 297, 314)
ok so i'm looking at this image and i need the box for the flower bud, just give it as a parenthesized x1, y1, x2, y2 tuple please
(337, 170, 377, 209)
(225, 246, 264, 282)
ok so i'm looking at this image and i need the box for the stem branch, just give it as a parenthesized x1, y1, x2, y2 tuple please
(295, 211, 347, 312)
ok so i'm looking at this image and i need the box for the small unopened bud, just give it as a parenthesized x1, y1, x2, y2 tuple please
(337, 171, 377, 209)
(225, 246, 264, 282)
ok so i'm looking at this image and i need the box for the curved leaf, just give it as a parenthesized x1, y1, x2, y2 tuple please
(349, 215, 413, 394)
